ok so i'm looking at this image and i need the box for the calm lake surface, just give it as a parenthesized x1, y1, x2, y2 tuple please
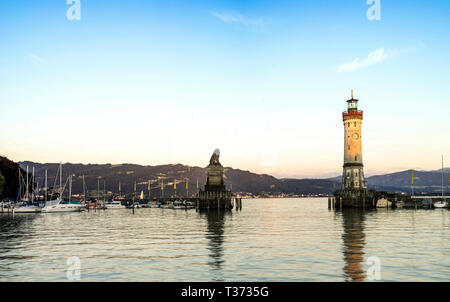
(0, 198, 449, 282)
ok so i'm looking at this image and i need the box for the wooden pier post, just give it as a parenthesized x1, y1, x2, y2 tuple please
(340, 197, 342, 209)
(328, 197, 331, 209)
(240, 198, 242, 210)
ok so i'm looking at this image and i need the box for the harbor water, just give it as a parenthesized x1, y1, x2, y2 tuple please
(0, 198, 449, 282)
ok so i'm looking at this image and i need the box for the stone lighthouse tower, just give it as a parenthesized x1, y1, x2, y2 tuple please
(342, 90, 366, 190)
(335, 91, 378, 208)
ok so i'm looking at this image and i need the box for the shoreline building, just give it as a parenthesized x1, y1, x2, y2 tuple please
(198, 149, 233, 209)
(335, 91, 378, 208)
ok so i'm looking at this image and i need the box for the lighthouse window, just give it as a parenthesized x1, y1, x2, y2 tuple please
(355, 156, 358, 161)
(348, 122, 350, 127)
(354, 122, 356, 127)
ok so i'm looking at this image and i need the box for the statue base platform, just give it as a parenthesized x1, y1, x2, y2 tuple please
(334, 189, 379, 208)
(198, 189, 233, 209)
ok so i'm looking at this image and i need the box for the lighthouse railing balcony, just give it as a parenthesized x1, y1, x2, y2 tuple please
(343, 110, 363, 118)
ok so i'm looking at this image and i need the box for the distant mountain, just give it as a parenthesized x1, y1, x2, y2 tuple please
(366, 169, 449, 194)
(329, 169, 450, 194)
(431, 168, 450, 173)
(17, 161, 450, 198)
(19, 162, 338, 197)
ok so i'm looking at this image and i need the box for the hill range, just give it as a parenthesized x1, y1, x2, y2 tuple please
(16, 161, 450, 198)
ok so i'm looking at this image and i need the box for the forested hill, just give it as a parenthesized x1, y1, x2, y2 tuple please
(0, 156, 32, 199)
(15, 161, 449, 197)
(19, 161, 336, 197)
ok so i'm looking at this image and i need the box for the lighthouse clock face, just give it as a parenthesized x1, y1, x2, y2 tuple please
(352, 133, 359, 140)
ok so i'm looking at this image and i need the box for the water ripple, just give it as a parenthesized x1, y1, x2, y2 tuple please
(0, 199, 449, 281)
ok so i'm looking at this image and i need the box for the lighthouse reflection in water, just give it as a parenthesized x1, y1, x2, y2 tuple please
(0, 198, 449, 281)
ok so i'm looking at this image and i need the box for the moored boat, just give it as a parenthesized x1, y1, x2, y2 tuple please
(85, 201, 96, 209)
(160, 202, 173, 209)
(172, 200, 185, 209)
(13, 202, 42, 213)
(1, 201, 13, 213)
(433, 200, 449, 208)
(41, 199, 84, 213)
(434, 156, 449, 209)
(149, 202, 162, 208)
(105, 200, 126, 209)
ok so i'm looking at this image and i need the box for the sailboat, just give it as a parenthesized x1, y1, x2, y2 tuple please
(434, 155, 449, 208)
(41, 164, 84, 213)
(14, 202, 42, 213)
(13, 166, 42, 213)
(136, 190, 150, 208)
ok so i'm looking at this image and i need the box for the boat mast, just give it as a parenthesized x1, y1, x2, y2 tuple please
(26, 165, 29, 202)
(35, 180, 39, 203)
(45, 169, 48, 203)
(442, 155, 444, 200)
(69, 175, 72, 201)
(60, 162, 62, 199)
(51, 165, 59, 200)
(83, 175, 86, 203)
(32, 166, 35, 202)
(97, 178, 100, 203)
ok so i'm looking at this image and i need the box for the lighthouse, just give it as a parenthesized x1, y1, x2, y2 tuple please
(342, 90, 366, 190)
(335, 91, 380, 208)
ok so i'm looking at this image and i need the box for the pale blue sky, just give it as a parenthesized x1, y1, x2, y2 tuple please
(1, 0, 449, 178)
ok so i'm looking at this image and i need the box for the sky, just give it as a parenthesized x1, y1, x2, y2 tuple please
(1, 0, 450, 178)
